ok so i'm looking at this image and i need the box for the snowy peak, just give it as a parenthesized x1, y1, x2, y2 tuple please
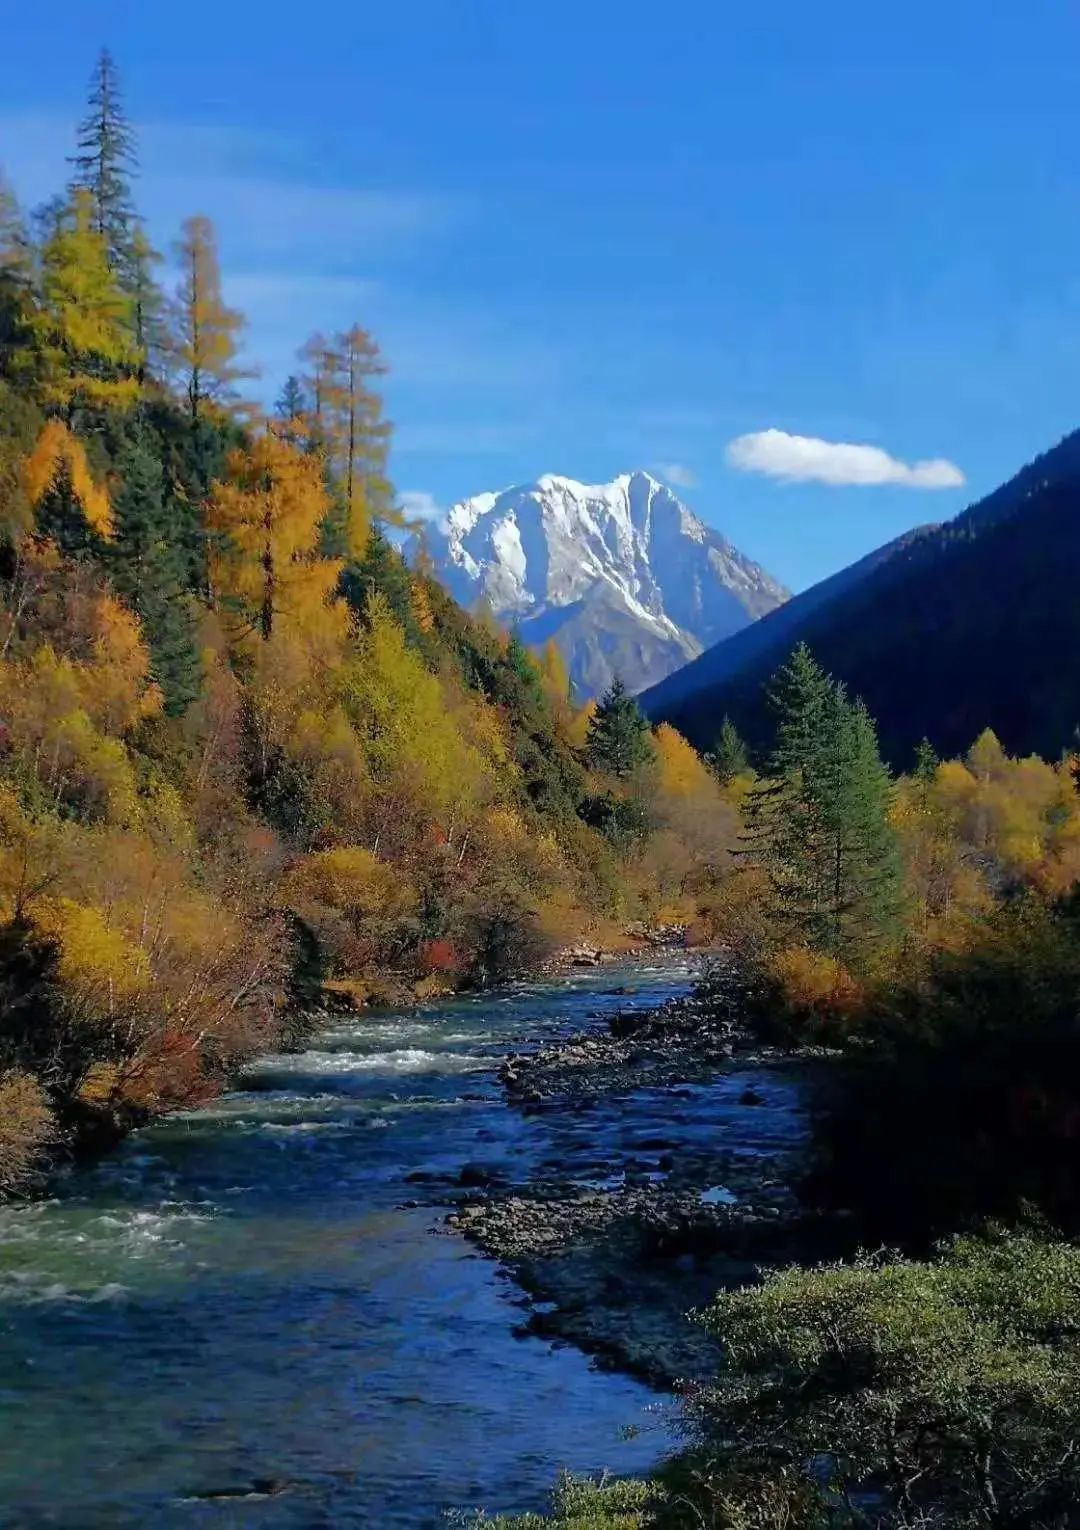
(420, 471, 788, 698)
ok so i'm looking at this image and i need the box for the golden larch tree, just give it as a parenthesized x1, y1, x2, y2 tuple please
(206, 427, 343, 644)
(22, 419, 113, 539)
(172, 215, 251, 420)
(31, 189, 138, 411)
(301, 325, 394, 557)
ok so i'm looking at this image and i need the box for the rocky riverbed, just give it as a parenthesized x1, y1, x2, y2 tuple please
(444, 964, 841, 1385)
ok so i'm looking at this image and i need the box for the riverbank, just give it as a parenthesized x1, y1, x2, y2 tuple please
(444, 963, 840, 1385)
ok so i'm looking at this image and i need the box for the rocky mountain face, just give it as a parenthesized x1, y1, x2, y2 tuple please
(415, 471, 788, 697)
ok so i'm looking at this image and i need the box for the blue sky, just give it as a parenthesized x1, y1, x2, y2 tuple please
(3, 0, 1080, 590)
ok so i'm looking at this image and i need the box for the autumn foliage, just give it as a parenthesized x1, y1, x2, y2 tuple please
(0, 53, 743, 1190)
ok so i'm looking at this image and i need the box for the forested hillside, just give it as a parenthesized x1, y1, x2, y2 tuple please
(0, 52, 736, 1191)
(644, 430, 1080, 766)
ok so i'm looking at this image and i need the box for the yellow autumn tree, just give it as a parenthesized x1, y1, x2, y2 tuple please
(653, 722, 715, 798)
(31, 189, 138, 410)
(171, 215, 252, 420)
(22, 419, 113, 539)
(206, 427, 346, 647)
(340, 592, 505, 850)
(538, 638, 574, 734)
(301, 325, 394, 557)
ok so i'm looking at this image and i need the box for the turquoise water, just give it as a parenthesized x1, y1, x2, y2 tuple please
(0, 962, 702, 1527)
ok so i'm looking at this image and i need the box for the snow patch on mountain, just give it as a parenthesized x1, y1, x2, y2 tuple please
(416, 470, 788, 698)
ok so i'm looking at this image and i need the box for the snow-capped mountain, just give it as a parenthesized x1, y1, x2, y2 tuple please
(417, 471, 788, 697)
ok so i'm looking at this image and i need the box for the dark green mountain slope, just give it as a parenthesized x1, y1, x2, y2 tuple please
(642, 432, 1080, 766)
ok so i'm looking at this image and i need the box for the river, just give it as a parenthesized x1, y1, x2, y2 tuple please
(0, 960, 713, 1528)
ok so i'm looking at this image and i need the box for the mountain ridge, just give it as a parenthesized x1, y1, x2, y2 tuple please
(642, 430, 1080, 764)
(415, 470, 789, 697)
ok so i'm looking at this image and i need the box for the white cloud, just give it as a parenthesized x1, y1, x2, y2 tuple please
(399, 490, 442, 521)
(726, 429, 965, 490)
(651, 461, 697, 489)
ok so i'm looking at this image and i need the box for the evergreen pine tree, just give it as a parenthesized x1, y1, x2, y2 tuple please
(828, 697, 903, 965)
(747, 645, 901, 971)
(914, 736, 940, 783)
(128, 226, 168, 381)
(913, 736, 940, 810)
(35, 455, 106, 560)
(707, 713, 750, 783)
(586, 678, 654, 777)
(767, 643, 832, 779)
(109, 425, 201, 712)
(340, 524, 418, 638)
(68, 48, 137, 280)
(275, 375, 306, 431)
(744, 644, 833, 947)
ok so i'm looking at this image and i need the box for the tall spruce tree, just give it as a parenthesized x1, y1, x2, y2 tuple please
(109, 425, 201, 713)
(708, 713, 751, 783)
(586, 678, 654, 778)
(68, 48, 137, 280)
(34, 455, 105, 560)
(914, 736, 940, 784)
(341, 524, 418, 639)
(830, 697, 903, 964)
(747, 644, 901, 971)
(744, 644, 833, 945)
(275, 375, 306, 430)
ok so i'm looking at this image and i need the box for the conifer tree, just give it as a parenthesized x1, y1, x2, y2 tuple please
(586, 677, 654, 778)
(68, 47, 137, 278)
(829, 696, 903, 963)
(34, 456, 103, 558)
(744, 644, 832, 944)
(708, 713, 750, 783)
(747, 645, 901, 970)
(32, 189, 138, 411)
(302, 326, 393, 557)
(914, 736, 940, 784)
(275, 375, 306, 430)
(298, 331, 335, 441)
(340, 524, 417, 636)
(109, 426, 201, 712)
(206, 427, 341, 644)
(504, 631, 546, 707)
(171, 216, 250, 420)
(128, 227, 168, 382)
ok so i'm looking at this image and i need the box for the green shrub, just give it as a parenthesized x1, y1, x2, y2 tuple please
(687, 1229, 1080, 1527)
(467, 1472, 654, 1528)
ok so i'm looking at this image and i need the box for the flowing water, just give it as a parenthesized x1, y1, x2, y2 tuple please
(0, 961, 704, 1528)
(0, 957, 812, 1527)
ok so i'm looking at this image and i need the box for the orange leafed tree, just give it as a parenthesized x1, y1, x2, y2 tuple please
(22, 420, 113, 538)
(207, 427, 344, 645)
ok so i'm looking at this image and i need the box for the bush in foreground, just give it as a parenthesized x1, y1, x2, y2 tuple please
(487, 1231, 1080, 1528)
(467, 1473, 654, 1528)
